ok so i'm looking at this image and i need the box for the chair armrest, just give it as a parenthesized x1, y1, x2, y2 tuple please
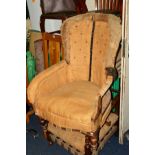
(27, 60, 68, 104)
(91, 76, 113, 122)
(98, 76, 113, 97)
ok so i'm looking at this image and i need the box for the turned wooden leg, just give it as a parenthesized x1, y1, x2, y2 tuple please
(40, 119, 48, 138)
(85, 129, 100, 155)
(85, 134, 92, 155)
(46, 131, 53, 145)
(90, 130, 99, 154)
(40, 119, 53, 145)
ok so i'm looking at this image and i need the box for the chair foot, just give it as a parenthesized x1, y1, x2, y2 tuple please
(85, 129, 100, 155)
(40, 119, 53, 145)
(46, 131, 53, 145)
(40, 119, 48, 138)
(85, 134, 92, 155)
(26, 128, 39, 139)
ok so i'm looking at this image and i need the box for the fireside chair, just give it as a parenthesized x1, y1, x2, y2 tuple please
(27, 13, 121, 155)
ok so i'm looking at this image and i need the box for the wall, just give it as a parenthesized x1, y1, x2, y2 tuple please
(27, 0, 96, 32)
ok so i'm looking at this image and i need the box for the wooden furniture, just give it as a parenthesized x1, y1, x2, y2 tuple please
(40, 0, 88, 32)
(94, 0, 123, 18)
(42, 32, 64, 69)
(27, 13, 122, 155)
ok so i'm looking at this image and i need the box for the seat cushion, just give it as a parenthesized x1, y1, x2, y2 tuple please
(34, 81, 111, 132)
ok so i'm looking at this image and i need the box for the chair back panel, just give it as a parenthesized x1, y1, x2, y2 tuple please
(61, 13, 121, 85)
(91, 13, 121, 87)
(61, 15, 93, 81)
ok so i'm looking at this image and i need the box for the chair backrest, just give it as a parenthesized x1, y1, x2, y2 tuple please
(61, 13, 121, 87)
(40, 0, 87, 14)
(95, 0, 122, 11)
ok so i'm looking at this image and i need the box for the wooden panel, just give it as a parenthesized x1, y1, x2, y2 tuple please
(115, 0, 119, 10)
(95, 0, 122, 12)
(104, 0, 106, 10)
(55, 42, 60, 63)
(49, 40, 53, 66)
(112, 0, 116, 10)
(42, 33, 64, 68)
(52, 41, 57, 64)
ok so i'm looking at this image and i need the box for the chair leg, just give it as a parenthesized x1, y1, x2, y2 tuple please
(85, 135, 92, 154)
(46, 131, 53, 145)
(85, 129, 100, 155)
(40, 119, 53, 145)
(40, 119, 48, 138)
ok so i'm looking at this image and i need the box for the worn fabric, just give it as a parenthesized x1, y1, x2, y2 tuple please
(27, 13, 121, 132)
(47, 112, 118, 153)
(34, 81, 111, 132)
(61, 13, 121, 89)
(27, 60, 68, 104)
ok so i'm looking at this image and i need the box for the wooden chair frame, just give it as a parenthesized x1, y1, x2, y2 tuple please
(39, 95, 120, 155)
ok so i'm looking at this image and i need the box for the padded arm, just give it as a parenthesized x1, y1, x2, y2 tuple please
(98, 76, 113, 97)
(27, 60, 68, 104)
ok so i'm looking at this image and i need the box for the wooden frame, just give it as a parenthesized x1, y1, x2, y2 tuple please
(42, 32, 64, 69)
(94, 0, 123, 19)
(39, 95, 120, 155)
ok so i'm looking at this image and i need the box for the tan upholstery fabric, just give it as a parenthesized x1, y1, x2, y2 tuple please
(47, 112, 118, 153)
(27, 13, 121, 132)
(48, 124, 85, 152)
(61, 13, 121, 89)
(62, 16, 93, 81)
(34, 81, 111, 132)
(27, 60, 68, 104)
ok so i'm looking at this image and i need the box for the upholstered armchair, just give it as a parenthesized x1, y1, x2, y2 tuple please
(27, 13, 121, 155)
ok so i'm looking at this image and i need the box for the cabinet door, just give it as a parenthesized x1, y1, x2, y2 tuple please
(119, 0, 129, 144)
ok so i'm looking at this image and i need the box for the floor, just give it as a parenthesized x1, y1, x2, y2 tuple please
(26, 114, 129, 155)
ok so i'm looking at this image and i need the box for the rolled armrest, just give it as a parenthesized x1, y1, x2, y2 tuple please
(27, 60, 68, 104)
(98, 76, 113, 97)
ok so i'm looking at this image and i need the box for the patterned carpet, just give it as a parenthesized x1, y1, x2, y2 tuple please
(26, 114, 129, 155)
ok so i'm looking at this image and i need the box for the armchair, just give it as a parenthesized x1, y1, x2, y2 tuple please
(28, 13, 121, 155)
